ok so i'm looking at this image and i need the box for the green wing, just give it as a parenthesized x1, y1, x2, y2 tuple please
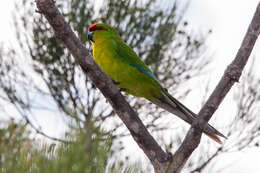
(110, 37, 163, 99)
(114, 37, 161, 85)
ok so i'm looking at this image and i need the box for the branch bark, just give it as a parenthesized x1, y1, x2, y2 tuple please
(167, 2, 260, 172)
(35, 0, 260, 172)
(35, 0, 170, 172)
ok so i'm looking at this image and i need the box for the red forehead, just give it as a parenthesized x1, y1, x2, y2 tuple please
(88, 23, 108, 31)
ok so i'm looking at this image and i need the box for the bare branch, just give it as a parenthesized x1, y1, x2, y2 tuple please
(167, 2, 260, 172)
(35, 0, 170, 172)
(34, 0, 260, 172)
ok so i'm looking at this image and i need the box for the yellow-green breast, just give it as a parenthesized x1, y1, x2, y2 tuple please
(92, 36, 162, 100)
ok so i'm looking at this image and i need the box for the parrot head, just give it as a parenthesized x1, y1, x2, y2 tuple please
(88, 23, 118, 43)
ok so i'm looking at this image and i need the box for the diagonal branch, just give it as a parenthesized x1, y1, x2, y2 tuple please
(35, 0, 170, 172)
(167, 2, 260, 172)
(35, 0, 260, 172)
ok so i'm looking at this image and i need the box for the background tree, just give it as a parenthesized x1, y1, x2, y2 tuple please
(0, 0, 259, 172)
(2, 0, 209, 137)
(0, 118, 147, 173)
(2, 0, 209, 146)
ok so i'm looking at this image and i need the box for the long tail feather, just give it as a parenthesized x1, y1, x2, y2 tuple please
(150, 92, 227, 144)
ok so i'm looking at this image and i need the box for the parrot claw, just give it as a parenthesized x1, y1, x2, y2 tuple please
(112, 80, 120, 85)
(119, 88, 127, 92)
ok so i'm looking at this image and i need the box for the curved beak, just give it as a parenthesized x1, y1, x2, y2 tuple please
(88, 31, 94, 43)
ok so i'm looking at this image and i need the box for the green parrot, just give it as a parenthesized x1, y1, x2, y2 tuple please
(88, 23, 226, 144)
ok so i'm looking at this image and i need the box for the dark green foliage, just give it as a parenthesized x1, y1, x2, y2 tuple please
(0, 0, 210, 171)
(0, 119, 142, 173)
(0, 1, 258, 172)
(0, 121, 32, 172)
(6, 0, 210, 134)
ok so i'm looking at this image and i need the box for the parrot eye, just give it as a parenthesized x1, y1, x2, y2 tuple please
(88, 24, 108, 32)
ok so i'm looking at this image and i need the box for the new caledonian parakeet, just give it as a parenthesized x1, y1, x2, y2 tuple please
(88, 23, 226, 144)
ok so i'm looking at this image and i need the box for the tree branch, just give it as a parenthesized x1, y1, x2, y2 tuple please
(35, 0, 170, 172)
(167, 2, 260, 172)
(35, 0, 260, 172)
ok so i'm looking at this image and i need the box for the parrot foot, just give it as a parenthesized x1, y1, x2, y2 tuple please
(112, 79, 120, 85)
(119, 88, 127, 92)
